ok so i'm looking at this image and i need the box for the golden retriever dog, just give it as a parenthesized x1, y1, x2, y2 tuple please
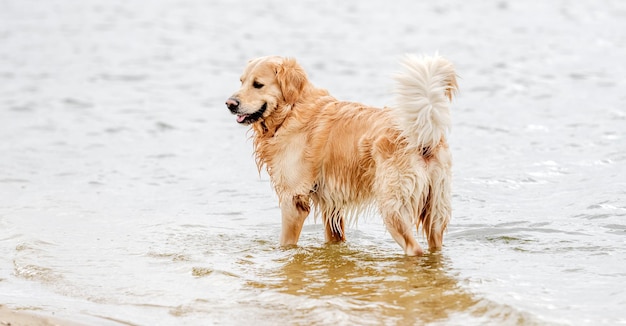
(225, 55, 457, 255)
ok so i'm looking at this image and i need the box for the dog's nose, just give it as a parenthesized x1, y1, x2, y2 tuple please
(225, 98, 240, 112)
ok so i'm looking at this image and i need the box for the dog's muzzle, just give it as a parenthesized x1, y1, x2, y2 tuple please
(225, 97, 267, 124)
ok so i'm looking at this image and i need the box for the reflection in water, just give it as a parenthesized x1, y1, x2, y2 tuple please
(247, 245, 479, 324)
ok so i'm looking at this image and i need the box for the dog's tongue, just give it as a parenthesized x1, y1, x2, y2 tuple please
(236, 115, 247, 123)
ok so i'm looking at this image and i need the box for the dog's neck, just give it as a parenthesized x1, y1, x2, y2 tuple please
(252, 85, 328, 137)
(252, 103, 292, 138)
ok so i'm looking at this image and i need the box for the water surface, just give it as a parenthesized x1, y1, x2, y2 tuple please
(1, 0, 625, 324)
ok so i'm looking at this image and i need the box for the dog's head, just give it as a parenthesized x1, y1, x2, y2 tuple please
(225, 56, 308, 126)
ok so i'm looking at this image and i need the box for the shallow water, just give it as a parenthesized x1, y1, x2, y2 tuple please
(1, 0, 626, 324)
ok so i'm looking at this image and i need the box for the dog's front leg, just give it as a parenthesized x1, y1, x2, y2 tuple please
(279, 194, 310, 246)
(323, 209, 345, 243)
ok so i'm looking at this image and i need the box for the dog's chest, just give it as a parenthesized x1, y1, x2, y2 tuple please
(267, 133, 311, 194)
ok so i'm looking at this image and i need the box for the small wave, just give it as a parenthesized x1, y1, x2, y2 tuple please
(13, 260, 63, 284)
(0, 178, 29, 184)
(191, 267, 240, 279)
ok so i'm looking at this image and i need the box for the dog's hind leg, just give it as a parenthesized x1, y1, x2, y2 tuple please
(382, 209, 423, 256)
(279, 194, 311, 246)
(421, 178, 451, 251)
(375, 164, 428, 256)
(323, 208, 345, 243)
(420, 154, 452, 251)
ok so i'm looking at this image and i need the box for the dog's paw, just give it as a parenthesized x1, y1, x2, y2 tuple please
(405, 243, 424, 256)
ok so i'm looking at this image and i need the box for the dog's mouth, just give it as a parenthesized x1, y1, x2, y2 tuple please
(236, 103, 267, 125)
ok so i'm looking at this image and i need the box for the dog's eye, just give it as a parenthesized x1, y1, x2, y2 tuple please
(253, 81, 264, 89)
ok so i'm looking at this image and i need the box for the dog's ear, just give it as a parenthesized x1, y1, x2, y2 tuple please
(275, 58, 307, 104)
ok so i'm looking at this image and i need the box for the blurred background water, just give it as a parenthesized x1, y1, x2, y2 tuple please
(0, 0, 625, 324)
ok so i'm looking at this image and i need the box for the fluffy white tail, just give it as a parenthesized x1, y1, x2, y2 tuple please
(393, 54, 458, 153)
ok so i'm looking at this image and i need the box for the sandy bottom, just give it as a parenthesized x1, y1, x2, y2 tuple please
(0, 305, 82, 326)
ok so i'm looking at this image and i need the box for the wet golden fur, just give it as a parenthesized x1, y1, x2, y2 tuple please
(226, 55, 457, 255)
